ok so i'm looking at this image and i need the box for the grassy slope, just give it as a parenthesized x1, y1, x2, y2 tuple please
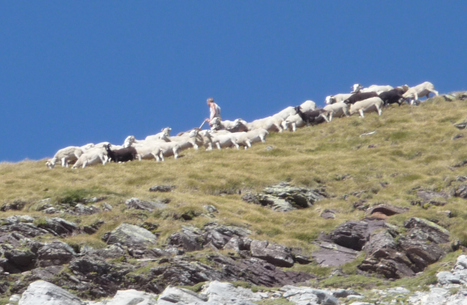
(2, 96, 467, 292)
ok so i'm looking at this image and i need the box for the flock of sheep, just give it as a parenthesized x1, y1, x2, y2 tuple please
(46, 81, 438, 169)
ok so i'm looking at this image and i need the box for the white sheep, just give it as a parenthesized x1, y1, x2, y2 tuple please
(247, 116, 283, 132)
(71, 147, 108, 169)
(144, 127, 172, 141)
(80, 143, 95, 151)
(133, 141, 164, 161)
(282, 114, 306, 132)
(325, 94, 353, 105)
(300, 100, 317, 112)
(402, 81, 438, 105)
(167, 129, 204, 156)
(200, 130, 239, 150)
(352, 84, 393, 94)
(232, 128, 269, 149)
(349, 97, 384, 118)
(323, 102, 350, 121)
(46, 146, 84, 169)
(273, 106, 297, 120)
(210, 118, 248, 133)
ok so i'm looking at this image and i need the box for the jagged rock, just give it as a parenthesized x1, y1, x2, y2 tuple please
(104, 223, 158, 249)
(125, 198, 167, 212)
(36, 217, 78, 236)
(415, 189, 449, 207)
(359, 218, 450, 278)
(166, 230, 204, 252)
(359, 230, 415, 278)
(3, 249, 36, 272)
(311, 240, 360, 267)
(329, 221, 370, 251)
(404, 217, 450, 244)
(242, 182, 326, 212)
(36, 241, 76, 267)
(83, 220, 104, 235)
(320, 209, 336, 219)
(73, 203, 100, 215)
(203, 205, 218, 214)
(18, 280, 85, 305)
(69, 254, 112, 275)
(0, 219, 49, 238)
(203, 223, 251, 250)
(0, 200, 26, 211)
(454, 184, 467, 199)
(250, 240, 294, 267)
(149, 185, 175, 192)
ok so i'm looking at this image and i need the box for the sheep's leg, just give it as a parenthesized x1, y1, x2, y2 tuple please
(377, 105, 382, 116)
(246, 140, 252, 149)
(292, 123, 297, 132)
(321, 114, 330, 123)
(82, 161, 88, 168)
(359, 109, 365, 118)
(61, 158, 67, 167)
(232, 140, 240, 149)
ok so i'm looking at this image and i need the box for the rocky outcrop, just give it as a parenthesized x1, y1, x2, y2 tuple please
(125, 198, 168, 212)
(242, 182, 327, 212)
(359, 217, 450, 278)
(103, 223, 158, 248)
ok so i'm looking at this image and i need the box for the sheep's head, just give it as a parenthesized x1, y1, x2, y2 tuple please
(325, 96, 333, 105)
(123, 136, 136, 148)
(161, 127, 172, 137)
(188, 129, 199, 138)
(160, 132, 170, 142)
(351, 84, 363, 93)
(45, 159, 55, 169)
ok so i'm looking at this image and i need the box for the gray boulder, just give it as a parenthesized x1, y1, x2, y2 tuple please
(125, 198, 167, 212)
(18, 280, 84, 305)
(36, 217, 78, 236)
(37, 241, 76, 267)
(242, 182, 326, 212)
(104, 223, 158, 248)
(90, 289, 158, 305)
(329, 221, 370, 251)
(250, 240, 294, 267)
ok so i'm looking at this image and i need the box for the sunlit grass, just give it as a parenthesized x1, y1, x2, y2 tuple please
(2, 97, 467, 291)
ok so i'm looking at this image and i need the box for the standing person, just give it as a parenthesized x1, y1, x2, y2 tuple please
(205, 97, 221, 127)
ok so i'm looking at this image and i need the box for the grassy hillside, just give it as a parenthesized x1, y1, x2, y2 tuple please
(2, 95, 467, 291)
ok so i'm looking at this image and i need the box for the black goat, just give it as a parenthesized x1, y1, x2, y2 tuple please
(104, 144, 137, 163)
(379, 88, 405, 106)
(344, 91, 378, 105)
(295, 106, 329, 125)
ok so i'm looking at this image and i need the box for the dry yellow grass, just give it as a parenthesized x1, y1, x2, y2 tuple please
(2, 96, 467, 255)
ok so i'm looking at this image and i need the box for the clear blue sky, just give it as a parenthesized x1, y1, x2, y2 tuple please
(1, 1, 466, 162)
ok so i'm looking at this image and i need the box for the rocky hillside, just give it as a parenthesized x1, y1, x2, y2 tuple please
(2, 92, 467, 305)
